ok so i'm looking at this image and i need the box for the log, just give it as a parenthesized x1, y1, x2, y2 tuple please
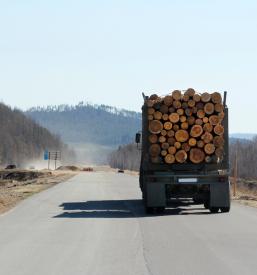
(148, 115, 154, 121)
(197, 140, 205, 148)
(182, 143, 191, 152)
(169, 113, 180, 123)
(150, 94, 159, 100)
(168, 107, 176, 113)
(188, 100, 196, 108)
(214, 103, 224, 113)
(165, 154, 175, 164)
(162, 114, 169, 121)
(168, 146, 176, 155)
(167, 130, 175, 137)
(174, 142, 182, 149)
(181, 122, 189, 130)
(218, 111, 225, 120)
(203, 117, 209, 123)
(196, 102, 204, 110)
(164, 121, 173, 130)
(147, 100, 154, 107)
(163, 95, 173, 106)
(173, 100, 182, 109)
(149, 144, 161, 157)
(182, 102, 189, 109)
(214, 124, 224, 135)
(173, 124, 180, 132)
(215, 147, 224, 158)
(187, 116, 195, 125)
(161, 129, 167, 136)
(148, 107, 155, 115)
(197, 109, 205, 118)
(203, 123, 213, 133)
(153, 101, 161, 110)
(175, 130, 189, 142)
(201, 92, 211, 103)
(190, 148, 205, 163)
(149, 120, 163, 134)
(160, 104, 169, 114)
(180, 116, 187, 123)
(149, 134, 158, 144)
(209, 115, 220, 125)
(190, 125, 203, 138)
(193, 94, 201, 102)
(161, 150, 168, 157)
(153, 111, 163, 120)
(204, 103, 215, 115)
(195, 118, 203, 125)
(189, 138, 197, 147)
(172, 90, 182, 100)
(185, 108, 193, 116)
(192, 106, 198, 114)
(211, 92, 222, 104)
(175, 150, 188, 163)
(204, 143, 216, 155)
(159, 136, 166, 143)
(161, 142, 170, 150)
(182, 94, 190, 102)
(167, 137, 176, 145)
(201, 132, 213, 143)
(213, 136, 224, 147)
(205, 156, 212, 163)
(185, 88, 196, 97)
(177, 108, 184, 116)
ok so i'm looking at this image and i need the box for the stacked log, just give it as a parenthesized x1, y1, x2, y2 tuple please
(147, 89, 225, 164)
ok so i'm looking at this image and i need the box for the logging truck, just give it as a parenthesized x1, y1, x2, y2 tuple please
(136, 89, 230, 214)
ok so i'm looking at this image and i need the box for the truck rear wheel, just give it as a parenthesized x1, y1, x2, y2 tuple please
(209, 207, 219, 213)
(220, 207, 230, 213)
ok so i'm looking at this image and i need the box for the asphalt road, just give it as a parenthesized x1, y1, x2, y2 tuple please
(0, 171, 257, 275)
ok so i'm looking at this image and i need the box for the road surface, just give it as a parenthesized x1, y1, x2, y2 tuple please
(0, 171, 257, 275)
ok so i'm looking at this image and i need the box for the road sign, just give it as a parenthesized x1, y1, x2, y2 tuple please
(44, 151, 61, 170)
(44, 150, 49, 160)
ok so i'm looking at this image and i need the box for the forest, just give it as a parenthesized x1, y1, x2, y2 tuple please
(26, 102, 141, 146)
(0, 103, 74, 167)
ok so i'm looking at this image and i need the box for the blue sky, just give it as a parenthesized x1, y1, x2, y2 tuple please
(0, 0, 256, 133)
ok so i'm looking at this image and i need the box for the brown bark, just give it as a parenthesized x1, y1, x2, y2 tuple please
(204, 102, 215, 115)
(215, 103, 224, 113)
(154, 111, 163, 120)
(167, 137, 176, 145)
(148, 107, 155, 115)
(182, 102, 189, 109)
(181, 122, 189, 130)
(197, 109, 205, 118)
(205, 156, 212, 163)
(197, 140, 205, 148)
(190, 125, 203, 138)
(160, 104, 169, 114)
(196, 102, 204, 110)
(173, 124, 180, 132)
(164, 121, 173, 130)
(185, 88, 196, 97)
(187, 116, 195, 125)
(209, 115, 220, 125)
(175, 130, 189, 142)
(161, 142, 170, 150)
(159, 136, 166, 143)
(175, 150, 187, 163)
(203, 123, 213, 133)
(215, 147, 224, 158)
(189, 138, 197, 147)
(148, 115, 154, 121)
(149, 120, 163, 134)
(195, 118, 203, 125)
(161, 129, 167, 136)
(201, 132, 213, 143)
(149, 144, 161, 157)
(201, 92, 211, 102)
(163, 95, 173, 106)
(193, 94, 201, 102)
(211, 92, 222, 104)
(162, 114, 169, 121)
(147, 100, 154, 108)
(150, 94, 159, 100)
(172, 90, 182, 100)
(185, 108, 193, 116)
(165, 154, 175, 164)
(204, 143, 216, 155)
(149, 134, 158, 144)
(168, 107, 175, 113)
(177, 108, 184, 116)
(182, 143, 191, 152)
(190, 148, 205, 163)
(168, 146, 176, 155)
(173, 100, 182, 109)
(167, 130, 175, 137)
(169, 113, 180, 123)
(214, 124, 224, 135)
(188, 100, 196, 108)
(174, 142, 182, 149)
(161, 150, 168, 157)
(182, 94, 190, 102)
(213, 136, 224, 147)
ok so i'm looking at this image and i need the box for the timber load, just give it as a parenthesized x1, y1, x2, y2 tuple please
(147, 89, 225, 164)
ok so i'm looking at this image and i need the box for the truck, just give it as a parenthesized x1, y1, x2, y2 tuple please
(135, 91, 230, 214)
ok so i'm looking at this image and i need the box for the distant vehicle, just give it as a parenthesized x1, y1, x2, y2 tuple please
(136, 91, 230, 214)
(29, 166, 35, 170)
(5, 164, 17, 170)
(118, 169, 124, 173)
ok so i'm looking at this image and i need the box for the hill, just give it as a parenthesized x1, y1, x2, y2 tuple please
(0, 103, 73, 167)
(26, 102, 141, 146)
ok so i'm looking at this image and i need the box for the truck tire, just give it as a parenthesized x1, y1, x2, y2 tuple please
(145, 207, 154, 214)
(220, 207, 230, 213)
(204, 201, 209, 209)
(209, 207, 219, 213)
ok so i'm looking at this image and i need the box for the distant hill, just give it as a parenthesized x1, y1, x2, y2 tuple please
(230, 133, 256, 140)
(26, 103, 141, 146)
(0, 103, 72, 167)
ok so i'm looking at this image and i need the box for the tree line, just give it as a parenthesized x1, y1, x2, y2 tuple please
(0, 103, 75, 167)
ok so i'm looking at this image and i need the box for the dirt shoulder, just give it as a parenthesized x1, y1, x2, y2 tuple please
(0, 169, 77, 215)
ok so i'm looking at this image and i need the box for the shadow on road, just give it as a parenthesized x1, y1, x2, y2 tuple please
(53, 199, 211, 219)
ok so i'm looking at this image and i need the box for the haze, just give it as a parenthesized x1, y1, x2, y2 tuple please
(0, 0, 256, 133)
